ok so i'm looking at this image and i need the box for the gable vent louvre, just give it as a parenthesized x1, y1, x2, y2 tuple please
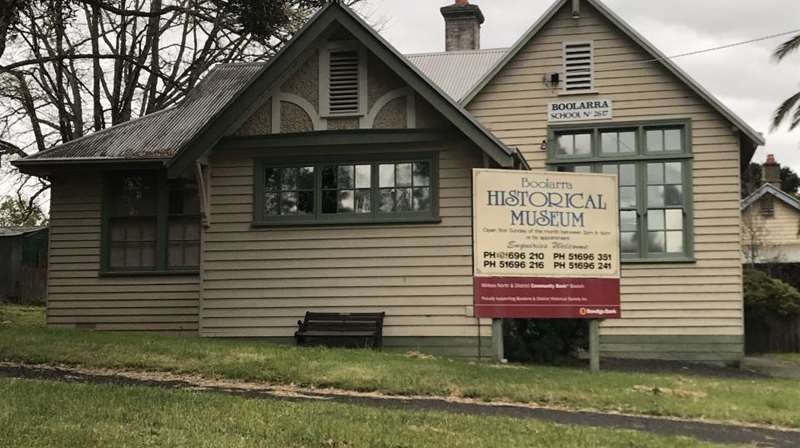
(328, 50, 361, 115)
(563, 42, 594, 92)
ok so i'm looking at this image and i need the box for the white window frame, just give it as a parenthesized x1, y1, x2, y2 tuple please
(319, 41, 368, 118)
(561, 41, 595, 95)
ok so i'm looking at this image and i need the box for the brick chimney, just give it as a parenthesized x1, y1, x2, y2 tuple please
(440, 0, 484, 52)
(763, 154, 781, 188)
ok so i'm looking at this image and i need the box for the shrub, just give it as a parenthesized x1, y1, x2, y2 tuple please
(503, 319, 587, 364)
(744, 268, 800, 319)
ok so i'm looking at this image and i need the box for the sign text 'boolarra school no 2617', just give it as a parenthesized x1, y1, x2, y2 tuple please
(472, 169, 621, 319)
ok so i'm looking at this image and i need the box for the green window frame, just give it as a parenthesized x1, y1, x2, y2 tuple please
(253, 152, 440, 226)
(101, 171, 201, 275)
(548, 120, 694, 263)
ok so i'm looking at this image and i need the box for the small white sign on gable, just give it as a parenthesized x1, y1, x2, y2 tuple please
(548, 99, 613, 123)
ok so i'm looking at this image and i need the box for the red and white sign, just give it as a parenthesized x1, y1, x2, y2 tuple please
(472, 170, 621, 319)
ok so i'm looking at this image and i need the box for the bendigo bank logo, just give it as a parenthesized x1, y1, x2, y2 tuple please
(580, 307, 618, 317)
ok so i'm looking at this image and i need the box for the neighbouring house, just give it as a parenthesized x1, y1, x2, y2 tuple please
(0, 227, 48, 304)
(13, 0, 763, 363)
(742, 155, 800, 265)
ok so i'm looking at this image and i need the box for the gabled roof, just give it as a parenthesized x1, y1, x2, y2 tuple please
(462, 0, 765, 150)
(742, 183, 800, 213)
(407, 48, 508, 103)
(15, 1, 519, 175)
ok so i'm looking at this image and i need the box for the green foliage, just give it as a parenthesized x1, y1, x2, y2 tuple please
(744, 269, 800, 318)
(503, 319, 587, 364)
(0, 196, 45, 227)
(741, 162, 800, 197)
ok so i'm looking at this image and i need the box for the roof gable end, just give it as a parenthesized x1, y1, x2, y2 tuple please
(462, 0, 764, 149)
(742, 183, 800, 213)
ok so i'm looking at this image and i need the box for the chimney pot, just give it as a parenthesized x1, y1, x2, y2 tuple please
(441, 1, 484, 52)
(763, 154, 781, 188)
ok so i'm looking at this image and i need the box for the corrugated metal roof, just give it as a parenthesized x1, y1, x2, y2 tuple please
(0, 226, 47, 237)
(20, 48, 507, 163)
(24, 63, 264, 161)
(406, 48, 508, 102)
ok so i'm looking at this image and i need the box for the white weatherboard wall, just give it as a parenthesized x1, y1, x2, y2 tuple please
(743, 197, 800, 263)
(468, 2, 744, 362)
(200, 141, 492, 356)
(47, 175, 200, 332)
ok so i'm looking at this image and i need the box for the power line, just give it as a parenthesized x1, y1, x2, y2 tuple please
(623, 27, 800, 68)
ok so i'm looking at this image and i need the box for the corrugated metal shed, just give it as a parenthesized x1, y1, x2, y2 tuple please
(24, 64, 264, 161)
(406, 48, 508, 103)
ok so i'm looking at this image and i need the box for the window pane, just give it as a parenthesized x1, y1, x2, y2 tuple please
(355, 189, 371, 213)
(619, 164, 636, 186)
(601, 164, 617, 176)
(413, 187, 431, 211)
(110, 246, 125, 267)
(665, 162, 682, 185)
(648, 231, 666, 253)
(355, 165, 371, 189)
(600, 132, 617, 154)
(620, 187, 637, 208)
(666, 209, 683, 230)
(664, 129, 682, 151)
(621, 232, 639, 254)
(396, 188, 412, 211)
(141, 245, 155, 268)
(297, 191, 314, 215)
(647, 163, 664, 185)
(556, 134, 574, 155)
(665, 185, 683, 206)
(322, 190, 337, 214)
(413, 162, 431, 186)
(646, 130, 663, 152)
(379, 189, 395, 212)
(338, 165, 354, 189)
(298, 166, 315, 190)
(379, 164, 395, 188)
(338, 190, 354, 213)
(618, 131, 636, 153)
(282, 168, 298, 190)
(648, 186, 665, 207)
(648, 209, 665, 231)
(264, 193, 279, 216)
(113, 175, 156, 217)
(397, 163, 412, 187)
(265, 168, 280, 191)
(620, 210, 637, 232)
(666, 231, 684, 253)
(573, 165, 592, 173)
(281, 192, 298, 214)
(322, 166, 337, 189)
(574, 133, 592, 155)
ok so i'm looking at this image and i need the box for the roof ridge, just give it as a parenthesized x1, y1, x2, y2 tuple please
(405, 47, 509, 58)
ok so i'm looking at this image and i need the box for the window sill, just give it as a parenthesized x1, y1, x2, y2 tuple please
(621, 257, 696, 265)
(99, 270, 200, 278)
(252, 216, 442, 228)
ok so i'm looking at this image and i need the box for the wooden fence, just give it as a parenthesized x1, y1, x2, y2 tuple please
(746, 314, 800, 354)
(16, 265, 47, 305)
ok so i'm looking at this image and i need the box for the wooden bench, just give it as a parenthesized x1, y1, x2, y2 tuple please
(295, 312, 385, 349)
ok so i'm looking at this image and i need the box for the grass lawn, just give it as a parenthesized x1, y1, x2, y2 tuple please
(2, 305, 799, 429)
(0, 378, 738, 448)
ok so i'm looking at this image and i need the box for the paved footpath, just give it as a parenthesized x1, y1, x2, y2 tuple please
(1, 362, 799, 447)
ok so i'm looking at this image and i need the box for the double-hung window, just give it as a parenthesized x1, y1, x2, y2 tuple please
(254, 154, 439, 225)
(549, 121, 693, 262)
(103, 172, 200, 273)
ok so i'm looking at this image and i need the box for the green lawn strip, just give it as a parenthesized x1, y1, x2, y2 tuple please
(0, 378, 738, 448)
(1, 305, 798, 429)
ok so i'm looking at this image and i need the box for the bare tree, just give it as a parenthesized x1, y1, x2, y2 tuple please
(0, 0, 363, 215)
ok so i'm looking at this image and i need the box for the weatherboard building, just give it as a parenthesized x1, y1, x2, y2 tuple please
(14, 0, 763, 364)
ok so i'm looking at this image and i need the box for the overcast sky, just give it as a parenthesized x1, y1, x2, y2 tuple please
(359, 0, 800, 171)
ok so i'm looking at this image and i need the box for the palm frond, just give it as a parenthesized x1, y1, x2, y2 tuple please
(772, 91, 800, 131)
(774, 33, 800, 61)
